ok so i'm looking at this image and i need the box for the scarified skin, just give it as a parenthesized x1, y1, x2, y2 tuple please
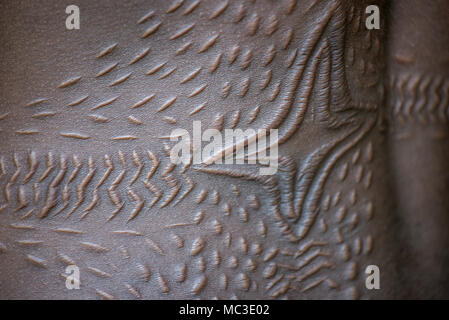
(2, 0, 447, 300)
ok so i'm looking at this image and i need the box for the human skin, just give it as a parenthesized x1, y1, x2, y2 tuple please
(0, 0, 447, 299)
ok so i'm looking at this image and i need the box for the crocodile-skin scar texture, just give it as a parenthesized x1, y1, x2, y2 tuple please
(0, 0, 448, 299)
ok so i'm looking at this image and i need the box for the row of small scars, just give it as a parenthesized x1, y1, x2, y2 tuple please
(389, 73, 449, 133)
(142, 0, 297, 25)
(137, 0, 228, 42)
(258, 243, 335, 295)
(2, 151, 252, 288)
(20, 97, 136, 140)
(2, 151, 194, 274)
(13, 12, 123, 136)
(62, 195, 257, 297)
(22, 44, 289, 133)
(0, 148, 195, 224)
(134, 148, 189, 215)
(4, 163, 323, 298)
(42, 5, 278, 114)
(16, 219, 255, 297)
(65, 228, 168, 297)
(89, 44, 286, 129)
(135, 0, 295, 115)
(136, 1, 210, 124)
(85, 0, 203, 137)
(95, 45, 151, 86)
(18, 0, 297, 138)
(0, 88, 254, 137)
(0, 150, 158, 222)
(22, 74, 85, 136)
(13, 238, 332, 297)
(56, 230, 141, 298)
(15, 227, 146, 283)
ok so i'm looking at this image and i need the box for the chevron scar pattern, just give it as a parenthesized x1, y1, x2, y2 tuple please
(0, 0, 385, 299)
(389, 73, 449, 126)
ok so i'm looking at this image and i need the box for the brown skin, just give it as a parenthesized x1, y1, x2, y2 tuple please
(387, 0, 449, 298)
(0, 0, 447, 299)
